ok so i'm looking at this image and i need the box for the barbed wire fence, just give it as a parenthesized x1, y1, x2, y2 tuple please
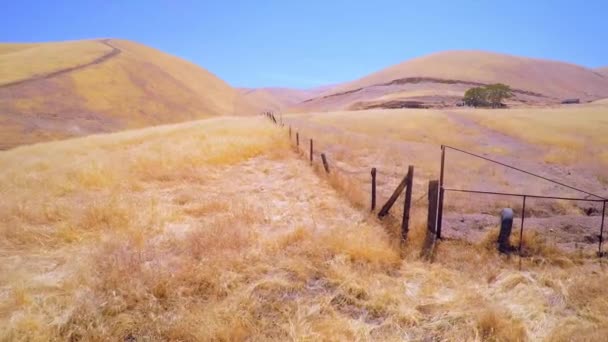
(262, 111, 608, 259)
(263, 111, 421, 247)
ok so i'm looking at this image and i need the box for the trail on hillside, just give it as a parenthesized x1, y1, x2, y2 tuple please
(0, 39, 121, 89)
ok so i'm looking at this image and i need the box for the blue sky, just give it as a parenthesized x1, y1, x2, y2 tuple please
(2, 1, 607, 88)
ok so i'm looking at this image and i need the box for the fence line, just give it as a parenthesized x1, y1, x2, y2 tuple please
(263, 111, 608, 259)
(263, 112, 415, 245)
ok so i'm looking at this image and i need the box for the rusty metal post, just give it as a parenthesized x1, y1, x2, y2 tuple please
(402, 166, 414, 241)
(519, 196, 527, 257)
(600, 201, 606, 256)
(437, 145, 446, 239)
(371, 168, 377, 211)
(309, 139, 313, 164)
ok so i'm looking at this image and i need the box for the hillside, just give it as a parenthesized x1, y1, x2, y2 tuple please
(238, 86, 329, 113)
(297, 51, 608, 111)
(598, 67, 608, 77)
(0, 39, 259, 149)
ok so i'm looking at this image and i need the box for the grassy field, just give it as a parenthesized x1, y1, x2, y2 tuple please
(1, 115, 607, 340)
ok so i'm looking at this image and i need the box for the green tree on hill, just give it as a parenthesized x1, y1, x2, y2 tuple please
(463, 87, 488, 107)
(463, 83, 513, 108)
(485, 83, 513, 108)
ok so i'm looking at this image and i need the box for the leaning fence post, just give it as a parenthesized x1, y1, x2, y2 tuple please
(371, 168, 377, 211)
(378, 171, 410, 218)
(321, 153, 330, 173)
(401, 166, 414, 241)
(310, 139, 313, 164)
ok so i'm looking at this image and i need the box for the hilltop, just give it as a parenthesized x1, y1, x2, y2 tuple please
(296, 51, 608, 111)
(0, 39, 261, 149)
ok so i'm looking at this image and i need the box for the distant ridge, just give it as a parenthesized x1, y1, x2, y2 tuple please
(296, 51, 608, 111)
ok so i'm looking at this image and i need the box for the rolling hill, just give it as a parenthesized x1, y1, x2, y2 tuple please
(238, 86, 331, 113)
(598, 67, 608, 77)
(0, 39, 261, 149)
(296, 51, 608, 111)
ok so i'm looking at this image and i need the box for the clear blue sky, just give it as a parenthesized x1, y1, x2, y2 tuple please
(2, 0, 607, 88)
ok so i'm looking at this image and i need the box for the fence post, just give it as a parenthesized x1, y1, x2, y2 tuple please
(437, 145, 446, 239)
(421, 180, 440, 259)
(427, 180, 439, 234)
(371, 168, 377, 211)
(296, 132, 299, 147)
(599, 201, 606, 256)
(498, 208, 514, 253)
(321, 153, 330, 173)
(519, 196, 527, 257)
(378, 171, 409, 218)
(401, 166, 414, 241)
(289, 126, 292, 139)
(310, 139, 313, 164)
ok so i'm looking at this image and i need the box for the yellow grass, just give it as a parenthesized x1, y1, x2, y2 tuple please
(307, 109, 477, 147)
(0, 39, 263, 150)
(0, 40, 112, 86)
(1, 115, 607, 340)
(463, 104, 608, 167)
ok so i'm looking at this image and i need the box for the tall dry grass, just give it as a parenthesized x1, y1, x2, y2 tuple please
(1, 115, 608, 340)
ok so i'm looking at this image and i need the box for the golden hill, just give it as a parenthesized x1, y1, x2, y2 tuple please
(297, 51, 608, 111)
(238, 87, 329, 113)
(0, 39, 260, 149)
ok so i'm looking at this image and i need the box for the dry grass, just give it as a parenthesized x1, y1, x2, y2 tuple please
(1, 116, 607, 340)
(0, 39, 265, 149)
(463, 105, 608, 168)
(0, 40, 112, 86)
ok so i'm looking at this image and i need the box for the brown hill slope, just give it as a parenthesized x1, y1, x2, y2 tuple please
(297, 51, 608, 111)
(238, 86, 330, 113)
(0, 39, 256, 149)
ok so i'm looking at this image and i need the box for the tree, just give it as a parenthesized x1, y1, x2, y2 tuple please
(463, 87, 488, 107)
(484, 83, 512, 108)
(463, 83, 512, 108)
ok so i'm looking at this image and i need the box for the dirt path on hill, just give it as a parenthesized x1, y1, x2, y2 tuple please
(0, 39, 121, 89)
(443, 111, 542, 157)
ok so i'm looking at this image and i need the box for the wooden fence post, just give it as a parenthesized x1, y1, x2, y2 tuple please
(310, 139, 313, 164)
(427, 180, 439, 234)
(296, 132, 299, 147)
(321, 153, 330, 173)
(289, 126, 291, 139)
(378, 170, 410, 218)
(421, 180, 439, 259)
(401, 166, 414, 241)
(371, 168, 377, 211)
